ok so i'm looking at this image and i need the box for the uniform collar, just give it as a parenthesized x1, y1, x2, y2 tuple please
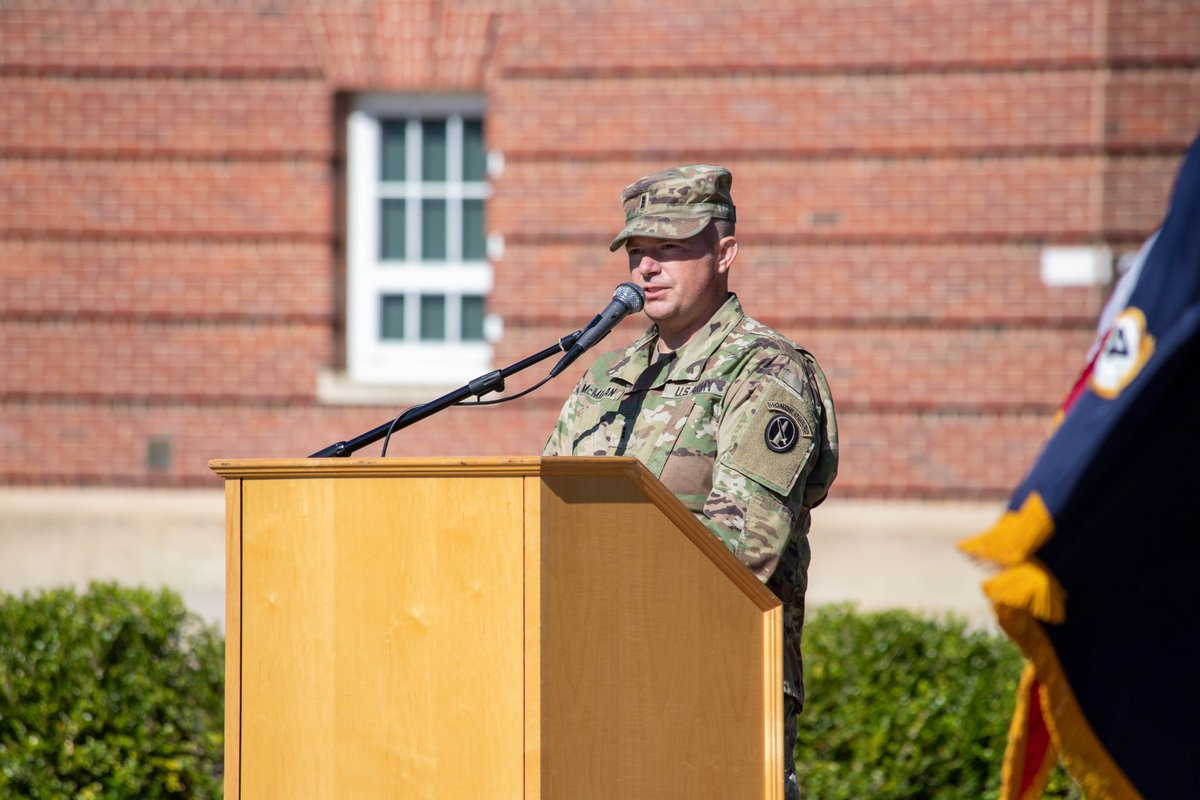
(607, 293, 745, 387)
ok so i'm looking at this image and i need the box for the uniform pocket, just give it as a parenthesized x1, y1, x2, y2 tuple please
(657, 398, 717, 506)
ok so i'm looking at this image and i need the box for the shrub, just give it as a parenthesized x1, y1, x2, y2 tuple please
(0, 583, 224, 799)
(798, 604, 1082, 799)
(0, 586, 1086, 798)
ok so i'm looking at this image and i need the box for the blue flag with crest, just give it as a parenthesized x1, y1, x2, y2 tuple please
(960, 134, 1200, 800)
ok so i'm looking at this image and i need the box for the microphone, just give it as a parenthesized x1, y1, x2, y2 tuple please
(549, 282, 646, 378)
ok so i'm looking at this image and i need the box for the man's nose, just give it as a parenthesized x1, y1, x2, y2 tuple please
(634, 256, 660, 276)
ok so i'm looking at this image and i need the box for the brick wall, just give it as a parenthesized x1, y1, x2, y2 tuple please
(1, 0, 1197, 497)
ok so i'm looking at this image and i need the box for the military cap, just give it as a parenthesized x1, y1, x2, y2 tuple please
(609, 164, 736, 252)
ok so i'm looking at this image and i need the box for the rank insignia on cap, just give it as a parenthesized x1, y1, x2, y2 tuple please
(764, 413, 799, 453)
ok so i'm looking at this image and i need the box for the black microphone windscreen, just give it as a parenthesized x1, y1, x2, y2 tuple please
(613, 282, 646, 312)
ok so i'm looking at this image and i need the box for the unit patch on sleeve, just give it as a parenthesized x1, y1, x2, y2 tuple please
(723, 376, 816, 496)
(765, 412, 800, 453)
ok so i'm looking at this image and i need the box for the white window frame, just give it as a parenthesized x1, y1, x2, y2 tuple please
(346, 94, 493, 387)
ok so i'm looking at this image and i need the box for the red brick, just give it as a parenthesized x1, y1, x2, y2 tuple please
(0, 240, 333, 319)
(492, 158, 1107, 242)
(0, 320, 329, 401)
(0, 4, 320, 76)
(1102, 154, 1186, 234)
(495, 0, 1103, 74)
(0, 77, 333, 158)
(491, 243, 1106, 325)
(0, 399, 560, 487)
(0, 399, 1051, 499)
(834, 409, 1056, 497)
(1106, 71, 1200, 149)
(1108, 0, 1200, 66)
(2, 0, 1195, 499)
(492, 72, 1103, 157)
(0, 159, 331, 239)
(497, 321, 1095, 412)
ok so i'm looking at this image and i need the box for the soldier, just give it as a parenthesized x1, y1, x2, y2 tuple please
(543, 164, 839, 799)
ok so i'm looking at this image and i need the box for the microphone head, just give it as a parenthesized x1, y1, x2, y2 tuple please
(613, 282, 646, 312)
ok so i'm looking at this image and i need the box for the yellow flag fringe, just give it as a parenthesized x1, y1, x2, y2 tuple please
(958, 493, 1055, 569)
(959, 491, 1140, 798)
(998, 664, 1058, 800)
(996, 608, 1144, 800)
(983, 562, 1066, 624)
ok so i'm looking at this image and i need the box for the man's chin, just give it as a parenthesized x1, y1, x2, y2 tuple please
(643, 299, 675, 322)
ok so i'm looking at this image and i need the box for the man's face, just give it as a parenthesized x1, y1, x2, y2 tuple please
(625, 230, 735, 345)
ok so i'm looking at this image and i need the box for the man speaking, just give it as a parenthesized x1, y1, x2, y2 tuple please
(543, 164, 839, 798)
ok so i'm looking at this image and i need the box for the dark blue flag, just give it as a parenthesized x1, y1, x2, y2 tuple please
(960, 134, 1200, 800)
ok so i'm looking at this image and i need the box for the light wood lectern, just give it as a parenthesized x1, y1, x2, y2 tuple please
(210, 456, 783, 799)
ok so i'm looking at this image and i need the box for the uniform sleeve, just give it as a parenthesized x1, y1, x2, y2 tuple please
(544, 370, 595, 456)
(543, 350, 629, 457)
(542, 385, 577, 456)
(699, 350, 830, 581)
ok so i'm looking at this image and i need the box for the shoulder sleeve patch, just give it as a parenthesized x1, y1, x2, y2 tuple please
(721, 374, 816, 497)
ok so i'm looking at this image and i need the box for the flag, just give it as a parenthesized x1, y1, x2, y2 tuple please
(959, 134, 1200, 800)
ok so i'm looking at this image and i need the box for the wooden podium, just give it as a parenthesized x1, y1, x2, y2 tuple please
(210, 456, 782, 799)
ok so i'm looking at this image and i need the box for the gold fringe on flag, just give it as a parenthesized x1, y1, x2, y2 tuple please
(983, 562, 1066, 624)
(996, 608, 1143, 800)
(998, 664, 1058, 800)
(959, 491, 1141, 799)
(957, 492, 1055, 569)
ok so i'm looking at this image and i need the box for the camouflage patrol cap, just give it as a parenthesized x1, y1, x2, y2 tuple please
(609, 164, 736, 252)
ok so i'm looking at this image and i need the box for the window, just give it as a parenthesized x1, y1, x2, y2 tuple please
(345, 95, 493, 387)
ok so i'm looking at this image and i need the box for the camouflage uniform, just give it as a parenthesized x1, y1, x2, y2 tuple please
(545, 165, 839, 799)
(544, 292, 838, 705)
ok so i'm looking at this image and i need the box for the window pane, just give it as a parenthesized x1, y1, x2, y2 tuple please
(461, 295, 485, 341)
(380, 199, 406, 260)
(463, 120, 485, 182)
(463, 199, 485, 261)
(421, 120, 447, 181)
(421, 199, 447, 260)
(380, 295, 406, 340)
(380, 121, 406, 181)
(420, 295, 446, 341)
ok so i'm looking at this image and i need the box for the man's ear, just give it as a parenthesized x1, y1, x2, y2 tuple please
(716, 235, 739, 276)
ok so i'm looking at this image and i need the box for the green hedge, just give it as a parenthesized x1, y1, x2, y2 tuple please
(0, 586, 1081, 798)
(0, 583, 224, 799)
(799, 604, 1082, 799)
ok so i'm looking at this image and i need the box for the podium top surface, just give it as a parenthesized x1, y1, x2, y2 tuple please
(209, 456, 645, 480)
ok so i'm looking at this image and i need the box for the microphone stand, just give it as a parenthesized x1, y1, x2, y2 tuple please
(308, 329, 587, 458)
